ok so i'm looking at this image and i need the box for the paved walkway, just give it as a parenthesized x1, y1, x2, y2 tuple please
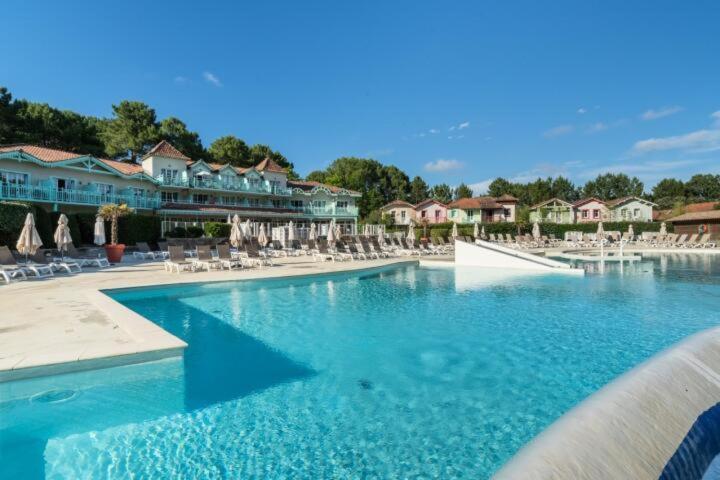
(0, 255, 427, 381)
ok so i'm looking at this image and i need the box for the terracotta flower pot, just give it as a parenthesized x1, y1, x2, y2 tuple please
(104, 244, 126, 263)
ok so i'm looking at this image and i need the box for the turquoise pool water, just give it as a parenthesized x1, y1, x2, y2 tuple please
(2, 254, 720, 478)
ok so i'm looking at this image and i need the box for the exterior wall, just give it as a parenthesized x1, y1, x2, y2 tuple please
(529, 204, 574, 224)
(449, 206, 514, 223)
(141, 155, 188, 179)
(609, 200, 653, 222)
(261, 171, 288, 190)
(415, 203, 447, 223)
(383, 206, 415, 225)
(0, 160, 154, 193)
(575, 201, 609, 223)
(672, 221, 720, 236)
(501, 203, 517, 222)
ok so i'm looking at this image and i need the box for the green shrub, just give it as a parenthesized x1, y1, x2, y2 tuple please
(186, 226, 204, 238)
(116, 214, 162, 245)
(384, 220, 668, 240)
(0, 201, 32, 246)
(204, 222, 231, 238)
(166, 227, 188, 238)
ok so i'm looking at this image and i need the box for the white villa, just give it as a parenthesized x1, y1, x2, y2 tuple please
(0, 141, 360, 235)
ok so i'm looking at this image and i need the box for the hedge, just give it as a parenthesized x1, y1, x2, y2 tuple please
(0, 203, 162, 247)
(204, 222, 231, 238)
(382, 221, 670, 240)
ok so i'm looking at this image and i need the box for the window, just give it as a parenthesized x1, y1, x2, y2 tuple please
(55, 178, 76, 190)
(313, 200, 326, 208)
(248, 198, 260, 207)
(435, 210, 441, 219)
(593, 209, 600, 219)
(96, 183, 114, 196)
(161, 191, 178, 203)
(0, 170, 29, 185)
(336, 201, 348, 210)
(160, 168, 179, 182)
(621, 208, 628, 219)
(130, 188, 145, 197)
(582, 210, 589, 219)
(450, 210, 456, 218)
(503, 208, 511, 217)
(192, 194, 209, 204)
(634, 208, 640, 218)
(401, 210, 406, 219)
(421, 210, 427, 218)
(290, 200, 303, 208)
(272, 199, 283, 208)
(467, 210, 474, 219)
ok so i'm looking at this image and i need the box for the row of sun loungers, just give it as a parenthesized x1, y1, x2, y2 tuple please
(0, 245, 110, 284)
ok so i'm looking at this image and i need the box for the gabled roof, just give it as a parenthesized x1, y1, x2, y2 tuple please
(287, 180, 361, 196)
(495, 194, 518, 203)
(530, 197, 573, 209)
(255, 157, 286, 173)
(447, 197, 503, 210)
(572, 197, 606, 207)
(668, 210, 720, 222)
(142, 140, 190, 161)
(0, 144, 147, 176)
(0, 144, 83, 162)
(414, 198, 446, 209)
(381, 199, 414, 209)
(685, 201, 720, 212)
(605, 196, 657, 208)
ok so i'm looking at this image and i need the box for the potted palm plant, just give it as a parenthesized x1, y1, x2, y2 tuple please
(98, 203, 133, 263)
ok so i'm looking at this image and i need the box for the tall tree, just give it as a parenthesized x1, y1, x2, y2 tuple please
(208, 135, 250, 166)
(582, 173, 644, 199)
(430, 183, 453, 204)
(551, 176, 578, 201)
(379, 165, 410, 202)
(0, 87, 17, 144)
(487, 178, 514, 198)
(248, 144, 297, 178)
(306, 170, 327, 183)
(159, 117, 205, 160)
(684, 174, 720, 201)
(408, 176, 430, 204)
(455, 183, 473, 199)
(102, 101, 160, 161)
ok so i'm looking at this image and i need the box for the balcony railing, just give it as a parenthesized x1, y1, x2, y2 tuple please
(157, 199, 358, 217)
(0, 183, 159, 209)
(156, 176, 292, 196)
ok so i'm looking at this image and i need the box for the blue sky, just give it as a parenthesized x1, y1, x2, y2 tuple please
(3, 0, 719, 193)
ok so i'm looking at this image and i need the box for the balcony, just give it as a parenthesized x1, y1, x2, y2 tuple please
(156, 175, 292, 196)
(291, 206, 359, 217)
(0, 183, 159, 209)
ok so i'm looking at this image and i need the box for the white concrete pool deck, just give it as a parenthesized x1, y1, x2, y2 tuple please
(0, 255, 429, 381)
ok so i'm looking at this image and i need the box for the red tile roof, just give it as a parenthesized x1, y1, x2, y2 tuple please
(685, 201, 720, 212)
(572, 197, 606, 207)
(99, 158, 145, 175)
(447, 196, 511, 209)
(142, 140, 190, 161)
(414, 198, 446, 209)
(255, 157, 287, 173)
(381, 199, 415, 209)
(0, 144, 83, 162)
(668, 210, 720, 222)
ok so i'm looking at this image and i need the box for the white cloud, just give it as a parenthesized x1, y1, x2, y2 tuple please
(174, 76, 188, 84)
(640, 106, 683, 121)
(583, 159, 703, 178)
(577, 108, 587, 114)
(712, 110, 720, 126)
(587, 122, 608, 133)
(632, 129, 720, 154)
(203, 71, 222, 87)
(458, 121, 470, 130)
(424, 159, 464, 172)
(468, 179, 493, 195)
(429, 128, 439, 134)
(543, 125, 574, 138)
(448, 126, 455, 131)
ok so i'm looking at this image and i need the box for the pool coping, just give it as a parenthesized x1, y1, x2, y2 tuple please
(0, 257, 420, 383)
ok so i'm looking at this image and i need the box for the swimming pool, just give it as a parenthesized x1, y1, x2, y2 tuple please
(1, 254, 720, 478)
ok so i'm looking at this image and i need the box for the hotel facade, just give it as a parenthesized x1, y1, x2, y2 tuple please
(0, 141, 360, 236)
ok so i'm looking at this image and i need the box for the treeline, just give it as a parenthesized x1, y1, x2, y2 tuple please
(0, 87, 296, 176)
(306, 157, 476, 219)
(487, 173, 720, 210)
